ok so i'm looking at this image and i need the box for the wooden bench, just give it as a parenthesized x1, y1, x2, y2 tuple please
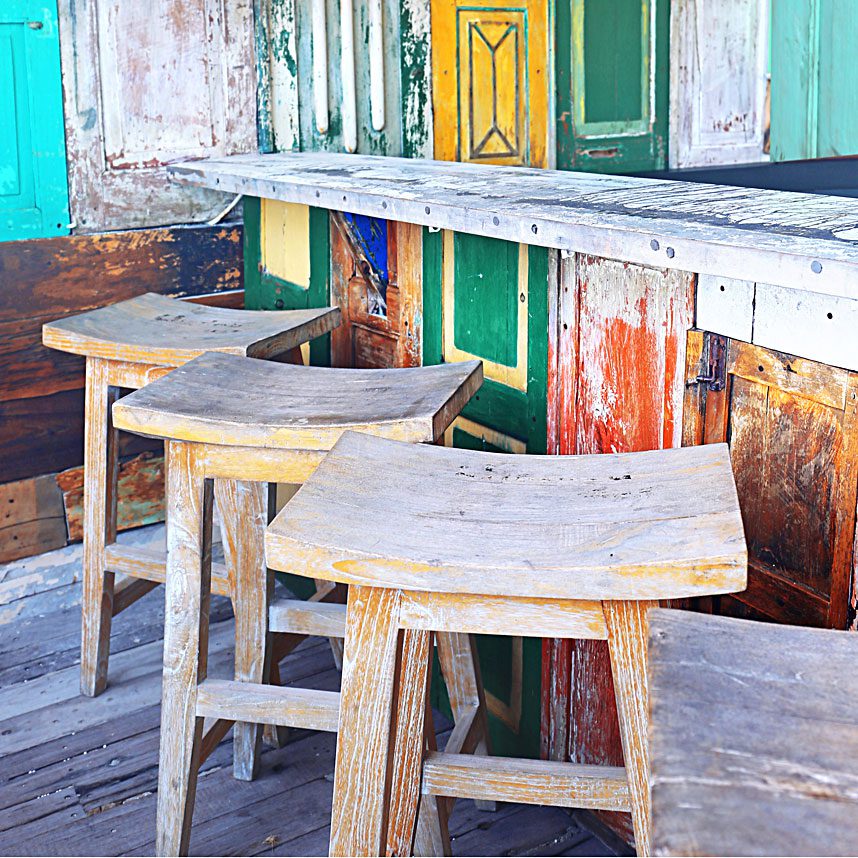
(110, 352, 489, 856)
(42, 292, 339, 701)
(264, 431, 748, 856)
(649, 609, 858, 857)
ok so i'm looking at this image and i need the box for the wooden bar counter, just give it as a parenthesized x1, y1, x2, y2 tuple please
(171, 152, 858, 843)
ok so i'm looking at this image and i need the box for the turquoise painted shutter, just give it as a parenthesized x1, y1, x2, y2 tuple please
(0, 1, 69, 241)
(771, 0, 858, 161)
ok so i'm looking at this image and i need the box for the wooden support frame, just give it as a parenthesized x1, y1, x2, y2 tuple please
(326, 586, 656, 858)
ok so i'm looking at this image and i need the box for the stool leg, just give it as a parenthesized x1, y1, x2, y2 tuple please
(156, 442, 213, 857)
(331, 586, 402, 857)
(412, 701, 452, 858)
(604, 599, 657, 858)
(215, 479, 271, 780)
(386, 629, 434, 857)
(436, 632, 495, 811)
(80, 357, 120, 697)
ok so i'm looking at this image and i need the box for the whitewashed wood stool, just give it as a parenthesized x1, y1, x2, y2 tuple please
(111, 352, 488, 856)
(42, 291, 340, 700)
(264, 432, 748, 857)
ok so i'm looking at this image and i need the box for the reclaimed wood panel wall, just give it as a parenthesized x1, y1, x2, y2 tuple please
(544, 254, 695, 842)
(0, 225, 242, 562)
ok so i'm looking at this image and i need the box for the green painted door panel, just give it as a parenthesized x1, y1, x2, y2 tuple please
(0, 1, 69, 241)
(424, 226, 548, 757)
(452, 234, 520, 368)
(771, 0, 858, 160)
(557, 0, 669, 173)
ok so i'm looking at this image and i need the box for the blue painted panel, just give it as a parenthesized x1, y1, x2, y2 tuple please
(343, 213, 389, 284)
(0, 1, 69, 241)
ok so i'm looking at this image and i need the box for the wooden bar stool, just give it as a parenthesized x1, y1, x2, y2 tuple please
(264, 432, 748, 857)
(42, 291, 339, 698)
(110, 352, 489, 856)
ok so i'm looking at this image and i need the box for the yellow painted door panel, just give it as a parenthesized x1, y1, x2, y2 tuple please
(432, 0, 549, 167)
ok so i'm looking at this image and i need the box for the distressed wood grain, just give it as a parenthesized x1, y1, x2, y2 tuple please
(171, 152, 858, 300)
(649, 608, 858, 856)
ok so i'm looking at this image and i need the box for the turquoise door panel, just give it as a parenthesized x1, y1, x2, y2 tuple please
(0, 1, 69, 241)
(771, 0, 858, 160)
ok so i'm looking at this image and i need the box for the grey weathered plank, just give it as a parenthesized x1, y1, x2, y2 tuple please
(170, 152, 858, 300)
(649, 609, 858, 857)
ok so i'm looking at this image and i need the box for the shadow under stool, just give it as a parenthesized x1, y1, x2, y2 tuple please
(264, 432, 748, 857)
(111, 351, 491, 856)
(42, 292, 339, 703)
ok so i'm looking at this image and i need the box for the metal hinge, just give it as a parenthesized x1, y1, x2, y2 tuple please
(695, 333, 728, 392)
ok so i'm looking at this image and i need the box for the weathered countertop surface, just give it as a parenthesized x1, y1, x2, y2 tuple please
(649, 609, 858, 856)
(170, 152, 858, 300)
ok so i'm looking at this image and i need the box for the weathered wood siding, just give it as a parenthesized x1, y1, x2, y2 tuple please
(58, 0, 256, 231)
(0, 224, 243, 486)
(670, 0, 768, 167)
(544, 254, 694, 842)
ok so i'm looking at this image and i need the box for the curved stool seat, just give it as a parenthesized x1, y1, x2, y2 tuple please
(114, 351, 482, 451)
(264, 432, 748, 857)
(43, 291, 338, 366)
(111, 354, 485, 856)
(41, 293, 339, 703)
(266, 432, 747, 601)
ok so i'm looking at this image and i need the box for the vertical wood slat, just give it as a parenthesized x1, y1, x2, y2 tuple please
(156, 441, 213, 856)
(604, 599, 657, 857)
(311, 0, 329, 133)
(368, 0, 386, 131)
(80, 357, 120, 697)
(385, 629, 433, 857)
(340, 0, 358, 151)
(330, 586, 403, 856)
(215, 479, 271, 780)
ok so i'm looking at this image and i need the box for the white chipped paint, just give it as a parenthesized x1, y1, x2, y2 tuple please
(696, 274, 755, 342)
(368, 0, 386, 131)
(311, 0, 329, 134)
(670, 0, 769, 167)
(340, 0, 358, 152)
(753, 283, 858, 372)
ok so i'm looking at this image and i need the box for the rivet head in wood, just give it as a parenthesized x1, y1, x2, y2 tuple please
(666, 247, 675, 259)
(531, 224, 538, 234)
(425, 206, 431, 215)
(650, 239, 660, 251)
(811, 260, 823, 274)
(493, 216, 500, 226)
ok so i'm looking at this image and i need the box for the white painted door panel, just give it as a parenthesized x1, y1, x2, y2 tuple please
(59, 0, 257, 231)
(670, 0, 768, 168)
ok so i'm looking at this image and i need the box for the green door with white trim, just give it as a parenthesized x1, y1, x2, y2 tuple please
(0, 1, 69, 241)
(556, 0, 669, 172)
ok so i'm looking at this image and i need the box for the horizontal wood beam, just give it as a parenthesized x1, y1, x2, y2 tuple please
(421, 752, 631, 812)
(195, 679, 340, 732)
(399, 591, 608, 640)
(269, 599, 347, 637)
(103, 544, 232, 598)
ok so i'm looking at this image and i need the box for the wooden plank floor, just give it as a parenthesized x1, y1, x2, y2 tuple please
(0, 525, 621, 857)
